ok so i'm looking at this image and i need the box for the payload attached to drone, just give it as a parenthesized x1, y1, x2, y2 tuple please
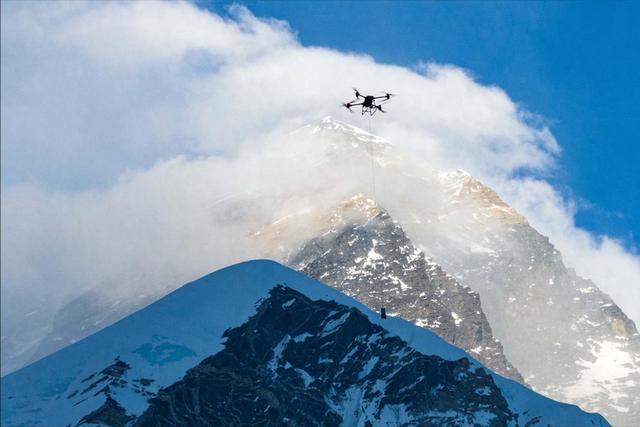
(342, 88, 395, 116)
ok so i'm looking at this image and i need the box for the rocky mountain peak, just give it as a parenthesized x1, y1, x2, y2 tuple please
(288, 198, 525, 383)
(438, 169, 527, 225)
(326, 193, 381, 228)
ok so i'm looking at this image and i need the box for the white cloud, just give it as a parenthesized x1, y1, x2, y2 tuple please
(55, 2, 295, 69)
(1, 0, 638, 366)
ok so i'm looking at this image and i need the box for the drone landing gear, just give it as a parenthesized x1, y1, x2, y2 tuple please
(380, 307, 387, 319)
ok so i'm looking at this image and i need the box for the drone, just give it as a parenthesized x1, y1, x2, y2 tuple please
(342, 88, 395, 115)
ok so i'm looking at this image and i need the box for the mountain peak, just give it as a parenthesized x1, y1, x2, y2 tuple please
(293, 116, 392, 153)
(328, 192, 381, 223)
(1, 260, 611, 427)
(251, 193, 383, 257)
(288, 197, 526, 383)
(438, 169, 528, 225)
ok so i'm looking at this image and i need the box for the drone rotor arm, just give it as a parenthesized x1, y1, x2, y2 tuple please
(373, 93, 396, 100)
(342, 101, 364, 113)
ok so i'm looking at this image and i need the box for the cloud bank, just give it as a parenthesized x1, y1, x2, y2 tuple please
(2, 1, 638, 357)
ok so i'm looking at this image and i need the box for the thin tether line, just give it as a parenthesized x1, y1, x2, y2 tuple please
(367, 114, 384, 317)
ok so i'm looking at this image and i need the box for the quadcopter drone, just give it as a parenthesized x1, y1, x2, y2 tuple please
(342, 88, 395, 115)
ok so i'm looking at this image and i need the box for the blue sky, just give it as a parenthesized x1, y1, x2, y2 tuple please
(206, 0, 639, 250)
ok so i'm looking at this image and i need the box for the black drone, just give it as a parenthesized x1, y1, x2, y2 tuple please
(342, 88, 395, 115)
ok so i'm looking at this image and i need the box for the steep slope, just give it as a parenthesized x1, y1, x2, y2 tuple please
(1, 260, 608, 427)
(408, 170, 640, 424)
(283, 194, 523, 383)
(26, 289, 158, 370)
(137, 286, 514, 426)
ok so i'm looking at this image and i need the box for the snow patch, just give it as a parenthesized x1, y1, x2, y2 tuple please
(565, 340, 636, 414)
(451, 311, 462, 326)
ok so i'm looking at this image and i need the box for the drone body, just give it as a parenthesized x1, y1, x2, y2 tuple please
(342, 88, 394, 115)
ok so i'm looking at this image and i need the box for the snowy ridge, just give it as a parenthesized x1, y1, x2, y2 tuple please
(292, 116, 392, 160)
(1, 260, 608, 426)
(308, 116, 390, 146)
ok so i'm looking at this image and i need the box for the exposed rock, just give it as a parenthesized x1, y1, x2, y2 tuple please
(419, 171, 640, 424)
(78, 395, 134, 427)
(288, 195, 523, 383)
(135, 285, 515, 426)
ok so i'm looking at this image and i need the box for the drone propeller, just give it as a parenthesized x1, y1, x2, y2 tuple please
(372, 92, 396, 101)
(341, 102, 354, 112)
(353, 87, 362, 98)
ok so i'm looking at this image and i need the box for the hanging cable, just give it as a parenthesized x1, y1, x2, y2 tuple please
(366, 115, 386, 319)
(367, 115, 377, 204)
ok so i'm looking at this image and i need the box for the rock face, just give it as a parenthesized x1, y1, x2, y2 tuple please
(1, 261, 609, 427)
(136, 286, 514, 426)
(413, 171, 640, 425)
(287, 195, 524, 384)
(79, 395, 134, 427)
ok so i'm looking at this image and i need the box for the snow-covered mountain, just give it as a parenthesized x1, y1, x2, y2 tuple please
(2, 117, 637, 425)
(406, 170, 640, 425)
(254, 118, 640, 425)
(1, 260, 609, 426)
